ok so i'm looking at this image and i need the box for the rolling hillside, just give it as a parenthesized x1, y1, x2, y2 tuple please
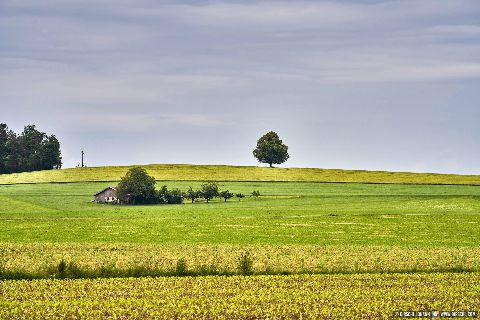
(0, 164, 479, 185)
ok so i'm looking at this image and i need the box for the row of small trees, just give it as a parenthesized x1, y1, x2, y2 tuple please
(184, 183, 260, 203)
(116, 167, 260, 205)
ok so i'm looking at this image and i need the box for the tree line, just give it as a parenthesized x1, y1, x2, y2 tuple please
(0, 123, 62, 174)
(115, 167, 260, 205)
(0, 128, 289, 175)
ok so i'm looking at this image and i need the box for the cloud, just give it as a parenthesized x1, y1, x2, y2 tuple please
(116, 0, 480, 31)
(62, 113, 228, 133)
(427, 25, 480, 38)
(167, 2, 365, 28)
(1, 0, 480, 172)
(2, 0, 479, 86)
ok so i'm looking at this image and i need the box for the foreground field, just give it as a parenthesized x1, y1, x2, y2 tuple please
(1, 273, 479, 319)
(1, 163, 480, 185)
(1, 167, 479, 318)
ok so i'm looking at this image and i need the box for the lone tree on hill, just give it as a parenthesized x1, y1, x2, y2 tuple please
(117, 167, 157, 204)
(253, 131, 289, 167)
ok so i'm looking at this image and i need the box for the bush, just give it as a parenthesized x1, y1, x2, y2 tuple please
(237, 251, 254, 275)
(219, 190, 234, 202)
(251, 190, 261, 198)
(57, 259, 66, 277)
(175, 258, 188, 276)
(167, 188, 183, 204)
(236, 193, 245, 201)
(157, 185, 184, 204)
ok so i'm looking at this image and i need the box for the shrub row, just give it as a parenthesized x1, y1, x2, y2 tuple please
(115, 167, 260, 205)
(1, 253, 475, 281)
(0, 253, 256, 280)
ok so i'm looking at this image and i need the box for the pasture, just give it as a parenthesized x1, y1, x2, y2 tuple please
(1, 165, 480, 318)
(1, 163, 480, 185)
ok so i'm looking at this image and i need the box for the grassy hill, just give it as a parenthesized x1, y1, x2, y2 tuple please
(0, 163, 479, 185)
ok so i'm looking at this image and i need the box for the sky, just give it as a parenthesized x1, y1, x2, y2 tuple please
(1, 0, 479, 174)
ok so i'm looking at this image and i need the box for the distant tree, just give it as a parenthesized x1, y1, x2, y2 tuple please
(18, 125, 45, 171)
(0, 124, 62, 174)
(3, 130, 20, 174)
(0, 124, 8, 173)
(253, 131, 289, 167)
(157, 185, 183, 204)
(166, 187, 183, 204)
(201, 182, 219, 203)
(116, 167, 157, 204)
(251, 190, 261, 199)
(185, 186, 201, 203)
(41, 135, 62, 170)
(157, 185, 169, 204)
(236, 193, 245, 201)
(219, 190, 234, 202)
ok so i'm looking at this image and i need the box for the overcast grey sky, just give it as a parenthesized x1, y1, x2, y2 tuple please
(1, 0, 479, 174)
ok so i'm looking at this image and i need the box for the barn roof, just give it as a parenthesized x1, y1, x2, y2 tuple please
(93, 187, 116, 196)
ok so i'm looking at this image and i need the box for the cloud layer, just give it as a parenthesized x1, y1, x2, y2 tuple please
(1, 0, 479, 173)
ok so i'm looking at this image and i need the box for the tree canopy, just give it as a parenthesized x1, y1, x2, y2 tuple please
(116, 167, 185, 205)
(253, 131, 289, 167)
(116, 167, 157, 204)
(0, 123, 62, 174)
(219, 190, 234, 202)
(201, 182, 219, 203)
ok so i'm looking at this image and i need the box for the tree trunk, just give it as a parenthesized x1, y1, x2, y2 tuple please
(269, 163, 273, 168)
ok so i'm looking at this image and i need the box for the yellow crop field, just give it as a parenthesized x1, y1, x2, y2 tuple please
(1, 273, 479, 319)
(1, 164, 480, 185)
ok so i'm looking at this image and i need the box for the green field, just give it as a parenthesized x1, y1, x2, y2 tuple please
(1, 163, 480, 185)
(1, 181, 480, 247)
(1, 165, 480, 318)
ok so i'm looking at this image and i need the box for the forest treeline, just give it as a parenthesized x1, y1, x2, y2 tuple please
(0, 123, 62, 174)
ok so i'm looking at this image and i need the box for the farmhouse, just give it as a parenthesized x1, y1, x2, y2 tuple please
(93, 187, 118, 203)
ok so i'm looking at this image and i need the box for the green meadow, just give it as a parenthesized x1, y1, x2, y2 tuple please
(1, 181, 480, 247)
(1, 166, 480, 275)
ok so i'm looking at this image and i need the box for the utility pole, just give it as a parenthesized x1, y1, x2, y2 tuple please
(81, 147, 85, 168)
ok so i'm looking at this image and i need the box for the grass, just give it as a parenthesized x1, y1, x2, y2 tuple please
(1, 163, 480, 185)
(0, 181, 479, 247)
(0, 180, 479, 278)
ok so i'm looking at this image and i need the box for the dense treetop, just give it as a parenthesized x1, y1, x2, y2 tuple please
(116, 167, 157, 204)
(0, 123, 62, 174)
(253, 131, 289, 167)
